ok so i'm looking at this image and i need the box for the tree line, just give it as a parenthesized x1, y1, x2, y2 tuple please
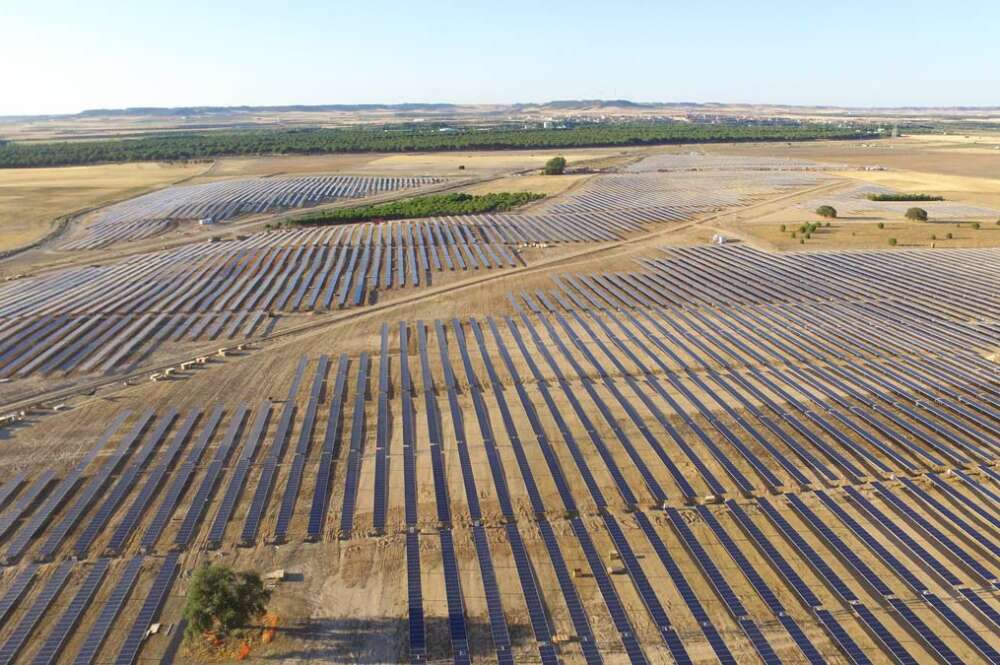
(0, 122, 879, 168)
(286, 191, 545, 227)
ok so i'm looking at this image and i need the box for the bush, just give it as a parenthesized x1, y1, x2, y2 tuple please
(815, 205, 837, 219)
(779, 224, 786, 232)
(877, 222, 885, 229)
(543, 156, 567, 175)
(946, 232, 953, 239)
(904, 207, 928, 221)
(289, 192, 544, 226)
(865, 193, 943, 202)
(184, 565, 271, 641)
(888, 238, 898, 246)
(971, 222, 981, 229)
(930, 234, 936, 240)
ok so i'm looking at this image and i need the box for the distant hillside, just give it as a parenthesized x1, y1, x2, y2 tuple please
(75, 103, 465, 118)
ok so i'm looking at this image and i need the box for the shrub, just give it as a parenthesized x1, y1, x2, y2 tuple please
(877, 222, 885, 229)
(791, 231, 796, 238)
(543, 156, 567, 175)
(865, 193, 943, 202)
(888, 238, 898, 246)
(799, 238, 805, 244)
(779, 224, 786, 232)
(290, 191, 544, 226)
(904, 207, 928, 221)
(184, 565, 271, 641)
(946, 232, 953, 239)
(815, 205, 837, 219)
(971, 222, 981, 229)
(930, 234, 936, 240)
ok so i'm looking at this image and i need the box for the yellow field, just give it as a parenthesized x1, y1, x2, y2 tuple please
(833, 169, 1000, 210)
(196, 154, 380, 180)
(733, 212, 1000, 251)
(0, 162, 207, 252)
(461, 173, 591, 196)
(351, 148, 635, 177)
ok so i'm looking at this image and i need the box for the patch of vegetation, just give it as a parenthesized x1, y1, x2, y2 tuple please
(888, 237, 898, 246)
(287, 192, 545, 227)
(184, 565, 270, 642)
(904, 207, 929, 221)
(865, 193, 944, 202)
(543, 156, 567, 175)
(0, 122, 881, 169)
(815, 205, 837, 219)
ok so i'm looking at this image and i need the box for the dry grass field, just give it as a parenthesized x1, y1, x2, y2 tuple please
(0, 162, 206, 252)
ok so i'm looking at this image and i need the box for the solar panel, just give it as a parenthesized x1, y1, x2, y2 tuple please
(105, 409, 201, 555)
(0, 472, 55, 543)
(885, 598, 962, 665)
(72, 557, 143, 665)
(140, 406, 224, 551)
(416, 322, 452, 525)
(4, 411, 131, 564)
(274, 356, 329, 542)
(399, 325, 419, 529)
(632, 512, 737, 664)
(785, 494, 893, 598)
(405, 531, 425, 663)
(438, 529, 471, 665)
(206, 401, 272, 548)
(240, 357, 309, 546)
(307, 355, 350, 541)
(74, 409, 179, 559)
(175, 404, 250, 547)
(665, 508, 748, 617)
(0, 561, 73, 665)
(0, 472, 26, 513)
(38, 410, 156, 562)
(338, 352, 370, 538)
(0, 563, 38, 626)
(113, 552, 180, 665)
(851, 602, 919, 665)
(603, 515, 692, 664)
(31, 559, 109, 665)
(472, 526, 515, 665)
(569, 518, 648, 664)
(372, 325, 391, 531)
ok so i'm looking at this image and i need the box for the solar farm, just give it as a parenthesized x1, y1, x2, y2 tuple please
(61, 175, 446, 250)
(0, 146, 997, 665)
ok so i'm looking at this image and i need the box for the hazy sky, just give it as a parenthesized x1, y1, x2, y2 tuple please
(3, 0, 998, 115)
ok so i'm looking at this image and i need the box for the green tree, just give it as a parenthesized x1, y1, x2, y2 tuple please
(888, 237, 898, 246)
(184, 565, 271, 641)
(543, 156, 567, 175)
(904, 207, 928, 221)
(815, 205, 837, 219)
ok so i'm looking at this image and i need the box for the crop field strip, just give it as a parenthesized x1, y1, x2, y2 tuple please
(62, 175, 445, 250)
(0, 245, 996, 663)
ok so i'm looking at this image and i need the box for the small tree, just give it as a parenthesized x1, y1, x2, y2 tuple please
(543, 156, 567, 175)
(971, 222, 981, 230)
(877, 222, 885, 229)
(815, 205, 837, 219)
(905, 207, 928, 222)
(888, 238, 898, 246)
(184, 565, 271, 641)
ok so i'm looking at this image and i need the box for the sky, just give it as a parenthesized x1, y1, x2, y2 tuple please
(2, 0, 998, 116)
